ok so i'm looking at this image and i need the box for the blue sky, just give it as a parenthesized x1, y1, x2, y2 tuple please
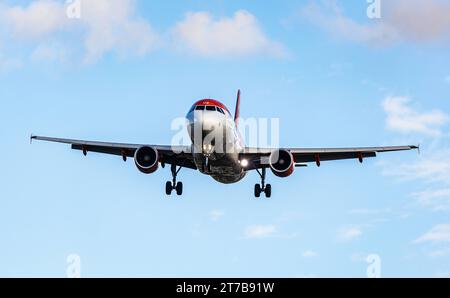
(1, 0, 450, 277)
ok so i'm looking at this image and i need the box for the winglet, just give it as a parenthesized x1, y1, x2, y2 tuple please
(417, 144, 421, 155)
(30, 134, 35, 144)
(234, 89, 241, 128)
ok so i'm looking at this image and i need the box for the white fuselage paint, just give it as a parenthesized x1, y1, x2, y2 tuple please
(186, 108, 246, 184)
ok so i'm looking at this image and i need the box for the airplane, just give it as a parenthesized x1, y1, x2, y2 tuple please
(31, 90, 418, 198)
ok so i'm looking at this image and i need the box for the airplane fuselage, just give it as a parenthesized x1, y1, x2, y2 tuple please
(186, 99, 246, 184)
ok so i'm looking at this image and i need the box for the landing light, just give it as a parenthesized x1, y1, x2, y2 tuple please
(203, 144, 214, 154)
(240, 159, 249, 167)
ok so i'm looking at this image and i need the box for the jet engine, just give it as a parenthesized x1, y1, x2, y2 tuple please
(269, 150, 295, 178)
(134, 146, 159, 174)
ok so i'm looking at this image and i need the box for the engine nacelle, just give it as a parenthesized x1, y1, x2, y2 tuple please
(134, 146, 159, 174)
(269, 150, 295, 178)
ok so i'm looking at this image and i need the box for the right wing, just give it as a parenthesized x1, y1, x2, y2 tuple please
(31, 135, 197, 169)
(289, 146, 418, 163)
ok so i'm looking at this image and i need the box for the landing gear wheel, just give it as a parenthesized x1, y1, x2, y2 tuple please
(265, 184, 272, 198)
(165, 181, 173, 195)
(166, 162, 184, 196)
(254, 167, 272, 198)
(254, 184, 261, 198)
(176, 182, 183, 196)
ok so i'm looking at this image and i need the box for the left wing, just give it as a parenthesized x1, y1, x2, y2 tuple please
(241, 145, 418, 169)
(31, 135, 197, 169)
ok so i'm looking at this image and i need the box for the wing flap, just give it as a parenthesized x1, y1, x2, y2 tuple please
(32, 135, 196, 169)
(241, 145, 417, 169)
(293, 151, 376, 163)
(71, 144, 135, 157)
(244, 145, 418, 155)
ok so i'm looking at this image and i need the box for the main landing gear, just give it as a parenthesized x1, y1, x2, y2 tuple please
(255, 167, 272, 198)
(166, 163, 183, 196)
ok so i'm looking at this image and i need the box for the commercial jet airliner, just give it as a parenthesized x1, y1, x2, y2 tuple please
(31, 90, 418, 198)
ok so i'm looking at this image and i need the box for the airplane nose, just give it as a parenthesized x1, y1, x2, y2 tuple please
(187, 110, 224, 144)
(189, 110, 219, 131)
(201, 111, 218, 131)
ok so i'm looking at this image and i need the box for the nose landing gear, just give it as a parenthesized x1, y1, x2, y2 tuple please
(166, 163, 183, 196)
(255, 167, 272, 198)
(201, 155, 212, 173)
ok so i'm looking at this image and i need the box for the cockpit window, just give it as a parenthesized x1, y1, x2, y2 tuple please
(194, 105, 227, 114)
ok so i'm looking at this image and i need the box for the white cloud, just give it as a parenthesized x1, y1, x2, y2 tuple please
(302, 0, 450, 46)
(172, 10, 286, 57)
(301, 1, 398, 46)
(209, 210, 225, 222)
(338, 226, 362, 241)
(385, 0, 450, 43)
(412, 189, 450, 212)
(381, 149, 450, 185)
(302, 250, 318, 258)
(0, 0, 159, 64)
(381, 148, 450, 213)
(382, 96, 449, 137)
(1, 0, 68, 40)
(349, 208, 391, 215)
(245, 225, 277, 239)
(0, 53, 22, 72)
(0, 4, 284, 63)
(428, 248, 450, 258)
(414, 224, 450, 244)
(31, 42, 70, 63)
(80, 0, 159, 63)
